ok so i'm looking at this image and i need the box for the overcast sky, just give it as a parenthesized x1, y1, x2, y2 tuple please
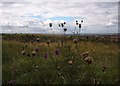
(0, 0, 119, 34)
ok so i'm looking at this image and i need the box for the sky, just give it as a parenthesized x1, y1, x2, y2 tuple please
(0, 0, 119, 34)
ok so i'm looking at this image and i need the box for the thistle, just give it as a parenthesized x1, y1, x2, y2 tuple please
(55, 49, 60, 55)
(44, 53, 48, 59)
(35, 47, 39, 53)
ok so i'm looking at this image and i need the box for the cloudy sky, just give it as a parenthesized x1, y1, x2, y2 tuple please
(0, 0, 119, 34)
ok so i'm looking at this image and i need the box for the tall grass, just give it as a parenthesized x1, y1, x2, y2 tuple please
(2, 34, 118, 84)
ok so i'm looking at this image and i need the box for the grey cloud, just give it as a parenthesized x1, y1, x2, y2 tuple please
(1, 2, 118, 34)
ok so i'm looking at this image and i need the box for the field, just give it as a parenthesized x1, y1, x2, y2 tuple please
(2, 34, 119, 85)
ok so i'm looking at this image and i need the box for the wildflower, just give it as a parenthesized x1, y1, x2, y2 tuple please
(32, 51, 36, 56)
(55, 49, 60, 55)
(35, 47, 39, 53)
(44, 53, 48, 59)
(68, 60, 73, 65)
(73, 39, 78, 43)
(21, 50, 25, 55)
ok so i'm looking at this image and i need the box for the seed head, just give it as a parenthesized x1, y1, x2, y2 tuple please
(47, 40, 51, 45)
(21, 50, 25, 55)
(73, 39, 78, 43)
(76, 20, 78, 25)
(81, 20, 83, 23)
(84, 56, 93, 65)
(58, 24, 61, 27)
(57, 66, 61, 70)
(79, 24, 81, 28)
(32, 51, 36, 56)
(82, 52, 90, 59)
(64, 28, 67, 32)
(68, 60, 73, 65)
(36, 38, 40, 42)
(61, 23, 64, 27)
(64, 22, 66, 25)
(49, 23, 52, 27)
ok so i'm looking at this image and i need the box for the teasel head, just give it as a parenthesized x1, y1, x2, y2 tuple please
(61, 23, 64, 27)
(49, 23, 52, 28)
(81, 20, 83, 23)
(58, 24, 61, 27)
(63, 28, 67, 32)
(76, 20, 78, 25)
(64, 22, 66, 25)
(79, 24, 81, 29)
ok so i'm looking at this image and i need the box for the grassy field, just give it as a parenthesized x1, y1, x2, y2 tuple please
(2, 34, 119, 85)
